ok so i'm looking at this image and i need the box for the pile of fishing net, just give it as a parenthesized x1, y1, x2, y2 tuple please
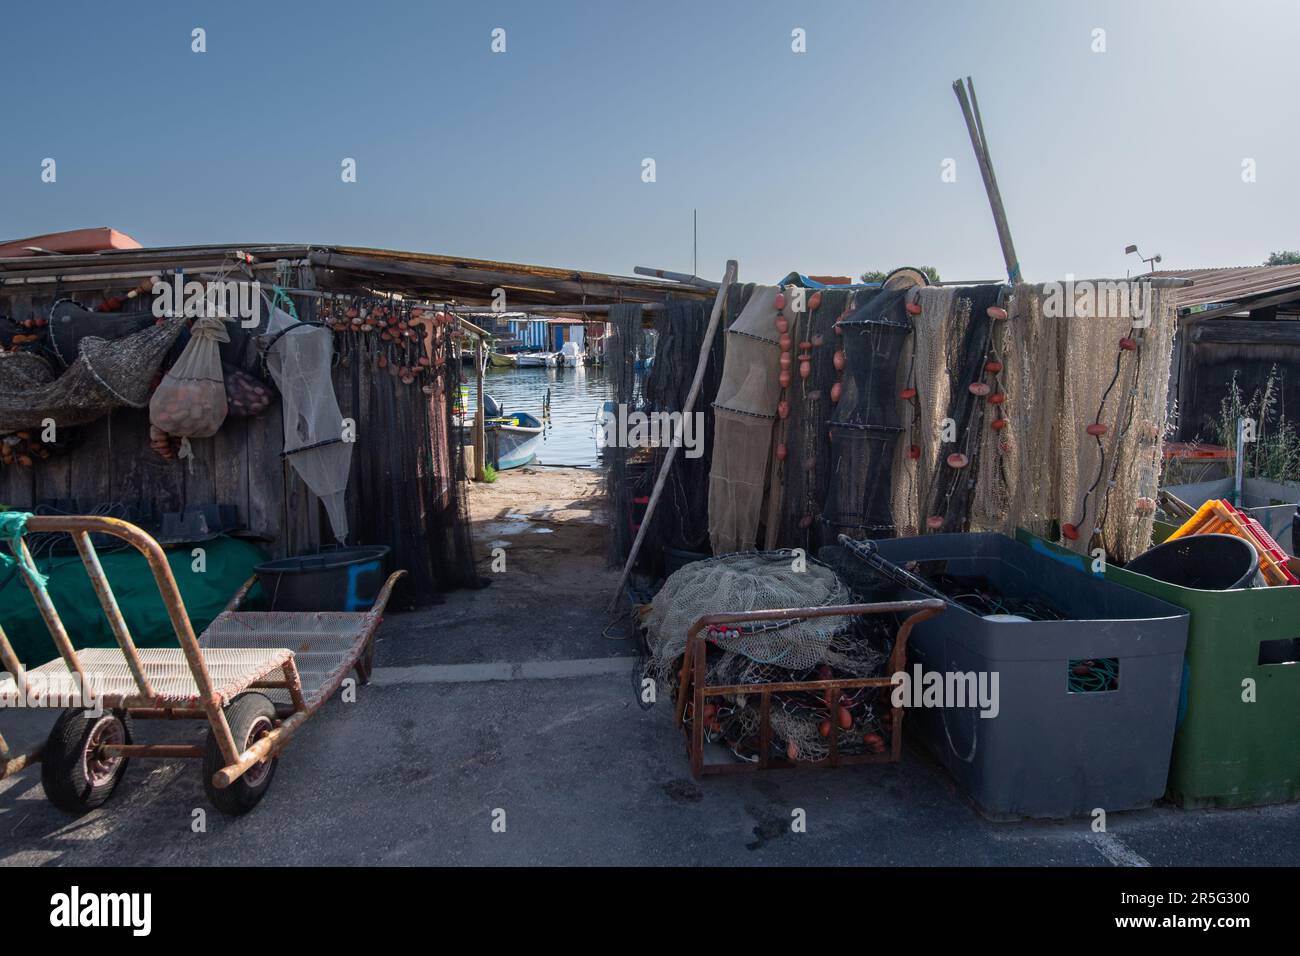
(643, 551, 893, 763)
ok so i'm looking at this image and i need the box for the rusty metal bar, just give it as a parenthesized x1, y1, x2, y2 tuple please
(72, 531, 154, 697)
(0, 621, 32, 703)
(0, 739, 41, 778)
(24, 515, 241, 765)
(98, 744, 204, 759)
(212, 709, 311, 789)
(676, 598, 946, 777)
(281, 657, 307, 714)
(10, 537, 88, 688)
(222, 574, 258, 613)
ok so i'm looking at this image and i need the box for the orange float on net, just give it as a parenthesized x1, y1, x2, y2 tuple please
(774, 292, 786, 311)
(991, 418, 1008, 430)
(799, 360, 811, 379)
(899, 387, 917, 400)
(906, 301, 922, 316)
(775, 443, 788, 461)
(833, 350, 845, 371)
(988, 392, 1006, 405)
(1086, 423, 1108, 436)
(987, 305, 1008, 320)
(908, 444, 921, 460)
(780, 352, 792, 369)
(947, 452, 969, 469)
(1062, 523, 1080, 540)
(1119, 337, 1138, 350)
(830, 382, 843, 403)
(968, 382, 991, 396)
(775, 316, 789, 334)
(779, 333, 792, 351)
(985, 360, 1003, 373)
(809, 291, 822, 311)
(779, 370, 792, 388)
(926, 515, 945, 530)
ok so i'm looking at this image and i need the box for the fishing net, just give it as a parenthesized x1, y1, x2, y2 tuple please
(643, 550, 892, 763)
(149, 315, 230, 440)
(315, 293, 483, 607)
(764, 287, 852, 551)
(822, 289, 911, 540)
(264, 305, 352, 542)
(709, 286, 780, 554)
(0, 318, 183, 433)
(637, 297, 720, 560)
(970, 282, 1176, 562)
(604, 303, 648, 568)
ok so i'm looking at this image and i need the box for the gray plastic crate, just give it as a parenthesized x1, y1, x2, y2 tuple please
(870, 533, 1189, 820)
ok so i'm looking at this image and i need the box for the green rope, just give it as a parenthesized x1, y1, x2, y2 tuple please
(0, 512, 49, 590)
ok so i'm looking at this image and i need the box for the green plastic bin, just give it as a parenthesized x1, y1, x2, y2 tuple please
(1017, 529, 1300, 808)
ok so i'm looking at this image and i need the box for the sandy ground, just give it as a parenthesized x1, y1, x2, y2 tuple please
(2, 466, 1299, 866)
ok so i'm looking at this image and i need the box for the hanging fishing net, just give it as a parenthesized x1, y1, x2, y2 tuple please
(311, 293, 483, 606)
(0, 318, 183, 433)
(822, 289, 911, 541)
(970, 282, 1176, 562)
(708, 285, 780, 554)
(643, 550, 892, 763)
(764, 287, 852, 551)
(604, 303, 649, 569)
(264, 305, 352, 542)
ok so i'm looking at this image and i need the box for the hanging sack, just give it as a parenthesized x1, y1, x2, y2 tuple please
(149, 316, 230, 439)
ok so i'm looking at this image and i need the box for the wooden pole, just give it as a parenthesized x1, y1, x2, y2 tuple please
(607, 260, 738, 613)
(474, 340, 486, 481)
(953, 77, 1022, 285)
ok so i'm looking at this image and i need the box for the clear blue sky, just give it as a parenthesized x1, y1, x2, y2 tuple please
(2, 0, 1296, 284)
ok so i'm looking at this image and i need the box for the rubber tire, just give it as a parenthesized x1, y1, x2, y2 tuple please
(203, 693, 279, 816)
(40, 708, 134, 814)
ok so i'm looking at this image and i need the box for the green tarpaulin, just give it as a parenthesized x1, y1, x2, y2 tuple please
(0, 535, 266, 668)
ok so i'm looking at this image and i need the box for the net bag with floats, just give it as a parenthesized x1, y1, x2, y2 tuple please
(643, 551, 891, 764)
(821, 289, 911, 541)
(708, 286, 782, 555)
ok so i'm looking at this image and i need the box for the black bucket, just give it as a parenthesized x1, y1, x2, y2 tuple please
(1125, 534, 1261, 590)
(255, 545, 391, 612)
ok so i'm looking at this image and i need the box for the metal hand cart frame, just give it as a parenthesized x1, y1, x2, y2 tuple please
(675, 598, 946, 778)
(0, 515, 404, 814)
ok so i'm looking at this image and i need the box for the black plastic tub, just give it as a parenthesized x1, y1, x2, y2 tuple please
(255, 546, 391, 612)
(1125, 533, 1261, 590)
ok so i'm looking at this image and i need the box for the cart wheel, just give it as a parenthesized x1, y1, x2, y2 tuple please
(203, 693, 278, 816)
(40, 708, 134, 814)
(355, 636, 376, 685)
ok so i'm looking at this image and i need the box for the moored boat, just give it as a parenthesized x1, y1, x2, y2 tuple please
(488, 351, 518, 367)
(516, 351, 560, 368)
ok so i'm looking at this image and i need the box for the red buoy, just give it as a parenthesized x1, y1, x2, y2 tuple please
(969, 382, 991, 396)
(830, 382, 843, 403)
(775, 316, 789, 334)
(780, 352, 792, 369)
(985, 360, 1003, 373)
(799, 360, 811, 379)
(833, 350, 845, 371)
(947, 452, 969, 469)
(926, 515, 945, 530)
(899, 387, 917, 400)
(774, 292, 786, 311)
(1086, 423, 1108, 436)
(779, 370, 792, 388)
(906, 301, 922, 316)
(908, 444, 921, 460)
(1062, 523, 1080, 540)
(987, 305, 1009, 320)
(991, 418, 1008, 430)
(1119, 337, 1137, 351)
(988, 392, 1006, 405)
(808, 291, 822, 311)
(775, 443, 788, 462)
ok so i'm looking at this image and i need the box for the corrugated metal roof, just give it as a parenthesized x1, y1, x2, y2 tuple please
(1150, 265, 1300, 312)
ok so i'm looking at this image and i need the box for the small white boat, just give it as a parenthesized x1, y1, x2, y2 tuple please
(516, 351, 560, 368)
(560, 342, 586, 367)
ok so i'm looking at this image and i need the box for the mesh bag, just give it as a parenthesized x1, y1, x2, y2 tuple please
(0, 318, 183, 433)
(264, 306, 353, 542)
(149, 316, 230, 439)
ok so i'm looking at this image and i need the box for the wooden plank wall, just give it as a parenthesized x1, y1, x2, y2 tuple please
(0, 285, 320, 557)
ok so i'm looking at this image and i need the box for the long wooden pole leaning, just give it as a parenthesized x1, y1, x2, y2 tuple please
(953, 77, 1021, 285)
(607, 260, 738, 613)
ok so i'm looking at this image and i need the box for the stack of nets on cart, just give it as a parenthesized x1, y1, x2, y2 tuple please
(642, 551, 893, 763)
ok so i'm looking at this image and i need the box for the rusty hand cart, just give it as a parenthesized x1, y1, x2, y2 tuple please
(675, 598, 945, 778)
(0, 515, 404, 815)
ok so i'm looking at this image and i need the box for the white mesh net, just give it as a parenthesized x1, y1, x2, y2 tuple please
(265, 306, 353, 542)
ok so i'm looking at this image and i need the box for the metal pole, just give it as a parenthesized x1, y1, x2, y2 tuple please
(953, 77, 1022, 284)
(607, 260, 738, 613)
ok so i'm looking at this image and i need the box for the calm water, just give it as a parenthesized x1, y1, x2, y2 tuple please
(466, 365, 612, 467)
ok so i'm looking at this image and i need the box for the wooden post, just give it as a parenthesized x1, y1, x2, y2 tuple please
(474, 339, 486, 481)
(953, 77, 1021, 284)
(607, 260, 738, 613)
